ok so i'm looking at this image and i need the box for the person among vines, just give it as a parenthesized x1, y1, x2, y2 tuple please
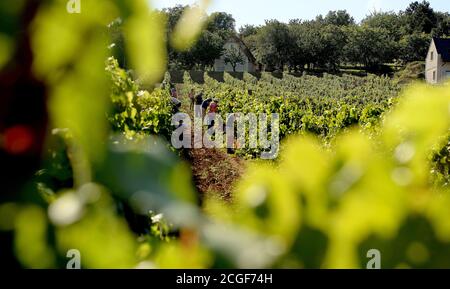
(188, 88, 195, 110)
(202, 97, 213, 116)
(194, 92, 204, 118)
(206, 100, 219, 130)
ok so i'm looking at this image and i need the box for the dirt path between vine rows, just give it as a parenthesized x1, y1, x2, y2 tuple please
(188, 147, 245, 202)
(178, 93, 245, 202)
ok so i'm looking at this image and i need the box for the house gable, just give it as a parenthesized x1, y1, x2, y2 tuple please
(426, 38, 450, 84)
(433, 37, 450, 62)
(214, 35, 258, 72)
(426, 40, 438, 68)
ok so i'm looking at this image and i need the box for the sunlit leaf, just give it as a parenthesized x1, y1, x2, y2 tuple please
(171, 0, 210, 51)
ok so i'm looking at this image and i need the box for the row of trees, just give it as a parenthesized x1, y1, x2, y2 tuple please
(108, 5, 237, 71)
(241, 1, 450, 72)
(110, 1, 450, 72)
(163, 6, 236, 70)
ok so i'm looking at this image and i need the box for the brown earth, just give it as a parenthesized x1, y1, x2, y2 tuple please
(188, 147, 245, 202)
(177, 92, 246, 202)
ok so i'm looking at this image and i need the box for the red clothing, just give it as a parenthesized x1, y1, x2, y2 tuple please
(209, 102, 218, 113)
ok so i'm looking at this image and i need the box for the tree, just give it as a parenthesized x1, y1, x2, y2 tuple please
(286, 22, 309, 71)
(399, 33, 431, 63)
(362, 11, 405, 41)
(223, 46, 245, 72)
(316, 24, 348, 70)
(207, 12, 236, 39)
(179, 31, 225, 70)
(403, 1, 437, 34)
(344, 26, 396, 69)
(194, 31, 225, 69)
(322, 10, 355, 26)
(163, 5, 191, 69)
(254, 20, 292, 71)
(162, 6, 227, 70)
(160, 1, 448, 71)
(163, 5, 186, 32)
(288, 20, 347, 72)
(433, 12, 450, 37)
(239, 25, 260, 38)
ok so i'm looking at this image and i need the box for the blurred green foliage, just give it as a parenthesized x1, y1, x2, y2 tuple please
(0, 0, 25, 69)
(3, 0, 450, 270)
(106, 57, 173, 138)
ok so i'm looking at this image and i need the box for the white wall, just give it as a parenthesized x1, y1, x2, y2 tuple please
(426, 40, 450, 84)
(425, 41, 439, 84)
(214, 41, 256, 72)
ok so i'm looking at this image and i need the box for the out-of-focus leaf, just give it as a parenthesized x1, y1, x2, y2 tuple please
(14, 206, 56, 268)
(233, 164, 301, 247)
(281, 135, 330, 229)
(32, 0, 117, 167)
(154, 241, 212, 269)
(0, 34, 13, 69)
(383, 84, 450, 184)
(201, 222, 285, 269)
(171, 0, 210, 51)
(123, 0, 167, 85)
(0, 203, 20, 231)
(96, 136, 197, 207)
(55, 189, 137, 269)
(0, 0, 26, 36)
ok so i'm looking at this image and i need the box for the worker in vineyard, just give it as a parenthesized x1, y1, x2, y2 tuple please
(194, 92, 203, 118)
(209, 100, 218, 114)
(171, 96, 181, 114)
(202, 97, 213, 116)
(188, 88, 195, 110)
(170, 85, 178, 98)
(206, 100, 219, 130)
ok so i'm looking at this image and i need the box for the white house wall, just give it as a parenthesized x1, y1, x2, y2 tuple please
(426, 39, 450, 84)
(426, 41, 439, 84)
(214, 40, 256, 72)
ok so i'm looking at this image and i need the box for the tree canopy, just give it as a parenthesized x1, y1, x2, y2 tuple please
(239, 1, 450, 72)
(113, 1, 450, 73)
(162, 7, 236, 70)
